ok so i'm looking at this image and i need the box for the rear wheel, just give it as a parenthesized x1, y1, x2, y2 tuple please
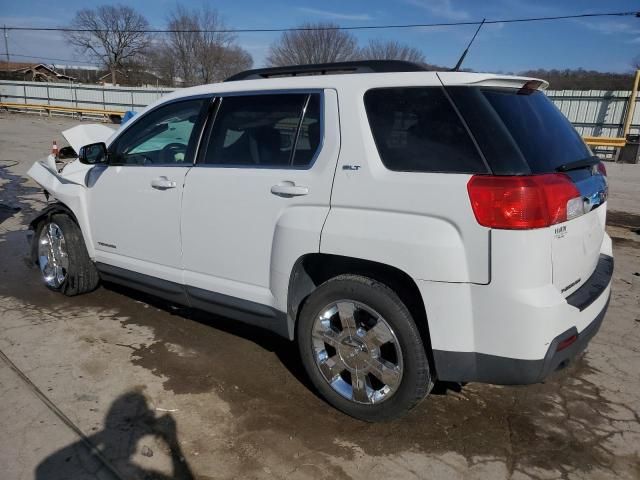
(35, 214, 99, 296)
(297, 274, 431, 421)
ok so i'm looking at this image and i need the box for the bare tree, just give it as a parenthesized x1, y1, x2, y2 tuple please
(66, 5, 150, 85)
(163, 5, 200, 86)
(160, 5, 252, 86)
(147, 44, 178, 86)
(266, 23, 358, 66)
(214, 46, 254, 81)
(358, 40, 426, 64)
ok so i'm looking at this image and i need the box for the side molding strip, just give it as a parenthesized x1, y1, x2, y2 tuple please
(95, 263, 289, 338)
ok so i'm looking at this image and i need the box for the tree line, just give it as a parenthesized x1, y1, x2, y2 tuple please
(30, 4, 639, 89)
(66, 4, 251, 86)
(64, 5, 432, 87)
(518, 69, 636, 91)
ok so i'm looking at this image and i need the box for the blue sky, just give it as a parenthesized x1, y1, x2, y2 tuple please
(1, 0, 639, 73)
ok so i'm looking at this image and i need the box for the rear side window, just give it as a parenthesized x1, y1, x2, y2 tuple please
(447, 87, 592, 175)
(203, 93, 321, 168)
(363, 87, 487, 173)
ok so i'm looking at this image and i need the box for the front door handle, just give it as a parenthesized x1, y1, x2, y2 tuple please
(271, 181, 309, 197)
(151, 176, 177, 190)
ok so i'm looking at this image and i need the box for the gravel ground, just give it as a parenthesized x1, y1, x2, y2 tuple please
(1, 112, 639, 480)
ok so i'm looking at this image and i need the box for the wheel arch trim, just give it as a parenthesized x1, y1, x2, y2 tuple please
(28, 203, 81, 265)
(286, 253, 436, 371)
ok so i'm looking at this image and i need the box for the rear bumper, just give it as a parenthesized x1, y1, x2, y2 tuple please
(430, 253, 613, 385)
(432, 294, 609, 384)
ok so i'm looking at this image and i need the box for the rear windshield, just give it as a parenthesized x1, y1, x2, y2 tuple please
(364, 87, 487, 173)
(447, 87, 591, 175)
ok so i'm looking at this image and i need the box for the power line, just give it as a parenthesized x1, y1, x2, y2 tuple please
(3, 11, 639, 34)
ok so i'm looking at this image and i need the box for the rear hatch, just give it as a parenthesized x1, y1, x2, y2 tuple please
(443, 77, 608, 296)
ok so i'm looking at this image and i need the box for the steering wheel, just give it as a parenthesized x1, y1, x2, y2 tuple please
(161, 142, 188, 164)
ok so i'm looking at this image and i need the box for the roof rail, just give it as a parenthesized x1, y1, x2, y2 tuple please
(224, 60, 427, 82)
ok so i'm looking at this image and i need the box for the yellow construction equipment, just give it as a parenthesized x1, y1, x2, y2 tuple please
(583, 69, 639, 148)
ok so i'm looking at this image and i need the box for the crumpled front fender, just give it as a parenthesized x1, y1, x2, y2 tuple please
(28, 202, 78, 231)
(27, 158, 96, 259)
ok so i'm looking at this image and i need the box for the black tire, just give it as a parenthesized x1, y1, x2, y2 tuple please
(297, 274, 432, 421)
(34, 213, 100, 296)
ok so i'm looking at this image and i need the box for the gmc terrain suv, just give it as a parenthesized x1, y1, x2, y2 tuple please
(28, 61, 613, 421)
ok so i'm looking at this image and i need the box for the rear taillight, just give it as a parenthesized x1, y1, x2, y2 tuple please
(597, 161, 607, 177)
(467, 174, 581, 229)
(556, 334, 577, 352)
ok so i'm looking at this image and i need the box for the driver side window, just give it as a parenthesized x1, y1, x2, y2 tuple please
(110, 98, 208, 166)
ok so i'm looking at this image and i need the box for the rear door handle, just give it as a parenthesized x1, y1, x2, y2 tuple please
(151, 176, 177, 190)
(271, 181, 309, 197)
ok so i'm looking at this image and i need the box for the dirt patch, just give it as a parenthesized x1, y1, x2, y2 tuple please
(607, 211, 640, 250)
(608, 210, 640, 230)
(5, 244, 631, 477)
(97, 282, 636, 476)
(612, 236, 640, 249)
(0, 204, 20, 224)
(0, 161, 41, 221)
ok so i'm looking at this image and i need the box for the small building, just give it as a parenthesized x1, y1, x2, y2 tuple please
(98, 70, 125, 87)
(98, 69, 164, 87)
(12, 64, 77, 83)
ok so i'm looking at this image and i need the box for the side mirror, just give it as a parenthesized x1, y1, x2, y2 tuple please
(78, 142, 108, 165)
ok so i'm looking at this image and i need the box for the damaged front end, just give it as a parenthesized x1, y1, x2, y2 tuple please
(27, 123, 114, 259)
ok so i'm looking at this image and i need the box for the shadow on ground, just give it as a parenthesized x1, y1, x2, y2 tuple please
(35, 391, 194, 480)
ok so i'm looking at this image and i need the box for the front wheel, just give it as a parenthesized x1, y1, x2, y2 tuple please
(35, 213, 99, 296)
(297, 274, 432, 421)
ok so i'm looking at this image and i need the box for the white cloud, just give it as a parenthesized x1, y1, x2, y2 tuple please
(492, 0, 560, 17)
(405, 0, 470, 21)
(578, 19, 640, 44)
(296, 7, 373, 21)
(579, 20, 639, 35)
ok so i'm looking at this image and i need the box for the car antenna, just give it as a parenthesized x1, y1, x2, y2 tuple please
(451, 18, 486, 71)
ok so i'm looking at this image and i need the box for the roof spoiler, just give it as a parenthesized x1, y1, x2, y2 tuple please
(437, 72, 549, 91)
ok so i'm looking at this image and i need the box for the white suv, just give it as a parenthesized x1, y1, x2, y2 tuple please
(28, 61, 613, 421)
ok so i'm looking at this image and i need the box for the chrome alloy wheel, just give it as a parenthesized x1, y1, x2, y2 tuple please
(311, 300, 404, 405)
(38, 222, 69, 288)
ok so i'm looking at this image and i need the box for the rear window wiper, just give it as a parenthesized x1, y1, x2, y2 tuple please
(555, 156, 599, 173)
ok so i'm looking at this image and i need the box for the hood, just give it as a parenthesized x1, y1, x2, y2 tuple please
(62, 124, 116, 154)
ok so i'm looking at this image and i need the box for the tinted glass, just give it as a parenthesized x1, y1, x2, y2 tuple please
(204, 93, 321, 168)
(364, 87, 486, 173)
(111, 99, 207, 165)
(448, 87, 592, 174)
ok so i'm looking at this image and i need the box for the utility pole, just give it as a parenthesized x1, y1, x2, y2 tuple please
(3, 25, 9, 65)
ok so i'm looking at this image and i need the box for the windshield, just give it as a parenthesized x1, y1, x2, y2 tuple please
(447, 87, 592, 175)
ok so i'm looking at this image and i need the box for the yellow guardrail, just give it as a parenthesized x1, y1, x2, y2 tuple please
(583, 136, 626, 148)
(0, 102, 124, 119)
(583, 69, 640, 149)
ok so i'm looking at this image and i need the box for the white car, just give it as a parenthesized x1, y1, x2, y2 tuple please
(28, 61, 613, 421)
